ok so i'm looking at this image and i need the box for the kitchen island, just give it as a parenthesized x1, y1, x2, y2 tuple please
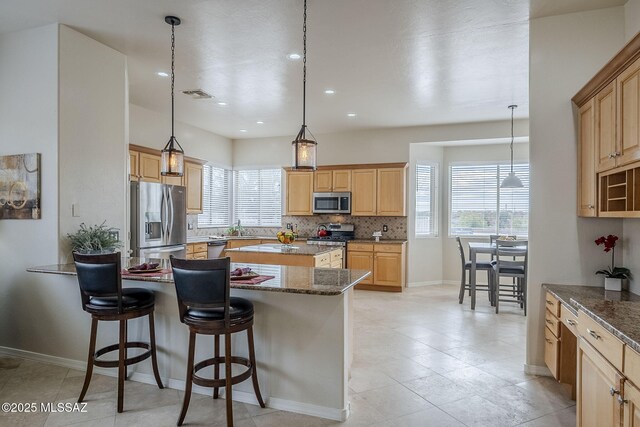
(27, 259, 369, 421)
(225, 243, 344, 268)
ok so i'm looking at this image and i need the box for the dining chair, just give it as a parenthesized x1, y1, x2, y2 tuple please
(456, 237, 494, 305)
(489, 234, 516, 263)
(493, 239, 528, 315)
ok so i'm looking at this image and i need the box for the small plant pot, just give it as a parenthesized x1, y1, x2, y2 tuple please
(605, 277, 622, 292)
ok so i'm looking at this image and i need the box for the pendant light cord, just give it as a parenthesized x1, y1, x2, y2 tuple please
(509, 104, 516, 174)
(302, 0, 307, 137)
(171, 22, 176, 138)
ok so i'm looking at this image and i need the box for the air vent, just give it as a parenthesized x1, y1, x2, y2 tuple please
(182, 89, 213, 99)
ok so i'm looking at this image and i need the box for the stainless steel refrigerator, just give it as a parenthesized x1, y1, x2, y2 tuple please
(130, 181, 187, 259)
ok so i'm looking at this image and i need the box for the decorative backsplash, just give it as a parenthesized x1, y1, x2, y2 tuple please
(188, 214, 407, 240)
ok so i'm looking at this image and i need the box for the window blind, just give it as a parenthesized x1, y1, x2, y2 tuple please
(415, 163, 438, 237)
(233, 169, 282, 226)
(198, 164, 231, 227)
(449, 163, 529, 236)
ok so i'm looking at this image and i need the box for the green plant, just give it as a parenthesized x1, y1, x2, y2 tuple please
(67, 222, 123, 253)
(226, 224, 245, 236)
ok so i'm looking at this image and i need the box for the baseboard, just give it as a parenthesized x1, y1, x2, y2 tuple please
(524, 363, 552, 376)
(0, 346, 348, 421)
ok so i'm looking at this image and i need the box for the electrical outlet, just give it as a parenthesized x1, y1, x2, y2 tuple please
(187, 223, 193, 230)
(382, 225, 388, 232)
(286, 223, 293, 230)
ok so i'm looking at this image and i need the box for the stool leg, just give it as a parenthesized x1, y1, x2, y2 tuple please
(123, 319, 128, 381)
(458, 269, 466, 304)
(178, 331, 196, 426)
(117, 319, 126, 413)
(213, 334, 220, 399)
(247, 326, 265, 408)
(225, 333, 234, 427)
(78, 317, 98, 403)
(148, 311, 164, 389)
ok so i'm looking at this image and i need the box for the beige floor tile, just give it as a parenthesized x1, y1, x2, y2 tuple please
(357, 384, 434, 420)
(402, 374, 475, 406)
(394, 406, 466, 427)
(441, 366, 511, 394)
(44, 391, 117, 427)
(114, 380, 180, 412)
(56, 373, 117, 401)
(518, 405, 576, 427)
(410, 351, 471, 375)
(438, 395, 520, 427)
(348, 365, 397, 393)
(252, 410, 332, 427)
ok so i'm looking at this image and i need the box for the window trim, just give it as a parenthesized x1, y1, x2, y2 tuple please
(415, 161, 439, 239)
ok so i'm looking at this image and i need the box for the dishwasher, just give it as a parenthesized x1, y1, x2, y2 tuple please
(207, 240, 227, 259)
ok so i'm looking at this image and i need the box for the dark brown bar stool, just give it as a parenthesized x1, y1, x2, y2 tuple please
(170, 256, 265, 427)
(73, 252, 164, 413)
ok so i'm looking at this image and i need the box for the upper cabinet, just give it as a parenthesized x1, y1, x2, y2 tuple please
(286, 170, 314, 215)
(185, 162, 203, 214)
(314, 169, 352, 192)
(129, 150, 139, 182)
(377, 168, 407, 216)
(573, 32, 640, 218)
(139, 152, 162, 183)
(351, 169, 377, 216)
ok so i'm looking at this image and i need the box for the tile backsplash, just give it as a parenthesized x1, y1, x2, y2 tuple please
(188, 213, 407, 241)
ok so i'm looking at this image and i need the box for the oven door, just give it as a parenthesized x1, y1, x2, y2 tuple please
(313, 192, 351, 214)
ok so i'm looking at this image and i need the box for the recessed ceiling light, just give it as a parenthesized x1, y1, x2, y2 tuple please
(217, 102, 227, 106)
(347, 113, 357, 117)
(287, 53, 301, 60)
(240, 129, 247, 132)
(157, 72, 169, 77)
(256, 121, 264, 124)
(324, 89, 336, 95)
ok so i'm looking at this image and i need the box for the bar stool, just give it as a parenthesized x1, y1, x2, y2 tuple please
(170, 256, 265, 427)
(73, 252, 164, 413)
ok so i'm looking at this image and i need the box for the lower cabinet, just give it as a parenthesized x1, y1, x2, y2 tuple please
(347, 241, 406, 291)
(186, 242, 208, 260)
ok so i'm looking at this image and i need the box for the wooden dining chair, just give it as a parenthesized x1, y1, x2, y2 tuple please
(456, 237, 494, 305)
(493, 239, 528, 315)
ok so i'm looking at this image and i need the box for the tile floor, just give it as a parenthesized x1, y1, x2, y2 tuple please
(0, 284, 575, 426)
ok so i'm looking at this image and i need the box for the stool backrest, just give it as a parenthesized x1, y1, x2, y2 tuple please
(455, 236, 466, 267)
(73, 252, 123, 312)
(495, 239, 528, 275)
(170, 256, 231, 324)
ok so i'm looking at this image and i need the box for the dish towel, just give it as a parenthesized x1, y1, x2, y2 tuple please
(232, 275, 275, 285)
(121, 268, 171, 277)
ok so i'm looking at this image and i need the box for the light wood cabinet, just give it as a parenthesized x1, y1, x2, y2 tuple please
(332, 170, 352, 191)
(625, 380, 640, 427)
(139, 152, 162, 183)
(377, 168, 406, 216)
(618, 57, 640, 168)
(185, 162, 203, 214)
(596, 81, 618, 173)
(225, 239, 264, 249)
(544, 325, 560, 380)
(578, 99, 597, 216)
(186, 242, 208, 260)
(129, 150, 139, 181)
(286, 171, 314, 215)
(314, 169, 352, 192)
(162, 174, 184, 186)
(577, 337, 623, 427)
(373, 252, 403, 286)
(351, 169, 377, 216)
(346, 251, 374, 285)
(347, 241, 406, 291)
(314, 170, 333, 192)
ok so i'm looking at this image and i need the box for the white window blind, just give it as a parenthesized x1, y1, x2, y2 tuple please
(233, 169, 282, 226)
(198, 164, 231, 227)
(449, 163, 529, 236)
(415, 163, 438, 237)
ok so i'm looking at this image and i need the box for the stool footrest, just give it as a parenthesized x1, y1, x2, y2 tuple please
(192, 356, 253, 388)
(93, 342, 152, 368)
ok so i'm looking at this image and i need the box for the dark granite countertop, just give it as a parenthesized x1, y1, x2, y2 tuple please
(186, 236, 280, 244)
(544, 284, 640, 353)
(27, 258, 369, 296)
(224, 243, 338, 256)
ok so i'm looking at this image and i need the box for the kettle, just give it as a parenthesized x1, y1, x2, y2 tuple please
(317, 225, 330, 237)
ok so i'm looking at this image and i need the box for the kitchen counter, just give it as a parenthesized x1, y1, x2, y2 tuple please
(349, 239, 407, 244)
(186, 236, 279, 244)
(544, 284, 640, 353)
(225, 243, 336, 256)
(28, 258, 369, 296)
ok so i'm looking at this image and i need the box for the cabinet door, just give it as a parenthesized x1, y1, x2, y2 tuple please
(578, 99, 597, 217)
(314, 170, 333, 192)
(624, 380, 640, 427)
(346, 251, 373, 284)
(373, 252, 402, 287)
(544, 326, 560, 380)
(162, 174, 184, 186)
(617, 58, 640, 167)
(596, 81, 617, 172)
(185, 162, 203, 214)
(577, 338, 623, 427)
(377, 168, 406, 216)
(332, 170, 352, 191)
(286, 171, 314, 215)
(139, 152, 162, 182)
(351, 169, 377, 216)
(129, 150, 139, 181)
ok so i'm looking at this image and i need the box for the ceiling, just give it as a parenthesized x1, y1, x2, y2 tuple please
(0, 0, 625, 139)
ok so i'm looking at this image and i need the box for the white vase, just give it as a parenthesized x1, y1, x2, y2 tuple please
(605, 277, 622, 292)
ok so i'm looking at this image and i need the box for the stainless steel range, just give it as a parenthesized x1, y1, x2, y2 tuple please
(306, 223, 355, 247)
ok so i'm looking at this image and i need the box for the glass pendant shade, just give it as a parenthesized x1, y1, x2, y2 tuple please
(292, 138, 317, 170)
(501, 172, 523, 188)
(161, 136, 184, 176)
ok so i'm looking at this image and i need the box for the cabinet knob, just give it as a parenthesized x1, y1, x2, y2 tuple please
(618, 395, 628, 405)
(545, 319, 553, 325)
(610, 386, 620, 396)
(566, 319, 576, 326)
(545, 300, 553, 306)
(587, 205, 594, 209)
(609, 153, 615, 159)
(587, 329, 601, 340)
(615, 151, 621, 157)
(545, 338, 552, 344)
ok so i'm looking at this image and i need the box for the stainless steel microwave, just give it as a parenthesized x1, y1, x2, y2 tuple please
(312, 192, 351, 214)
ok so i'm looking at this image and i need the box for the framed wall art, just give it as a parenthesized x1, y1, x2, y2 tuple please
(0, 153, 41, 219)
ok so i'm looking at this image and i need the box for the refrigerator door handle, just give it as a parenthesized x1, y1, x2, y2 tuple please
(167, 189, 174, 242)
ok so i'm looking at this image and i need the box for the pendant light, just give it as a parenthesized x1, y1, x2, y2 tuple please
(500, 104, 523, 188)
(161, 16, 184, 177)
(291, 0, 317, 170)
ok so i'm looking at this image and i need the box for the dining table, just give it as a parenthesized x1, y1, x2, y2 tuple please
(468, 241, 528, 310)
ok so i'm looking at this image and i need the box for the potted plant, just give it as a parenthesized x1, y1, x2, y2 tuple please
(595, 234, 631, 291)
(67, 221, 123, 254)
(226, 220, 245, 237)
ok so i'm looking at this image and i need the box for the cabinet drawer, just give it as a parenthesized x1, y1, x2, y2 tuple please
(348, 243, 374, 252)
(560, 304, 579, 337)
(193, 243, 207, 254)
(330, 250, 343, 262)
(193, 252, 207, 260)
(625, 346, 640, 387)
(544, 292, 561, 317)
(544, 309, 560, 338)
(330, 260, 343, 269)
(374, 243, 403, 253)
(544, 326, 560, 380)
(186, 253, 195, 260)
(578, 311, 625, 371)
(315, 254, 331, 266)
(186, 244, 195, 254)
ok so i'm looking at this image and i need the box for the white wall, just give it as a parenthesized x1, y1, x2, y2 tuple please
(130, 104, 232, 169)
(626, 0, 640, 40)
(58, 25, 128, 262)
(527, 7, 625, 370)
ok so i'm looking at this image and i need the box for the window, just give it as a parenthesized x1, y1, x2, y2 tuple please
(449, 163, 529, 237)
(233, 169, 282, 226)
(415, 163, 438, 237)
(198, 164, 231, 227)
